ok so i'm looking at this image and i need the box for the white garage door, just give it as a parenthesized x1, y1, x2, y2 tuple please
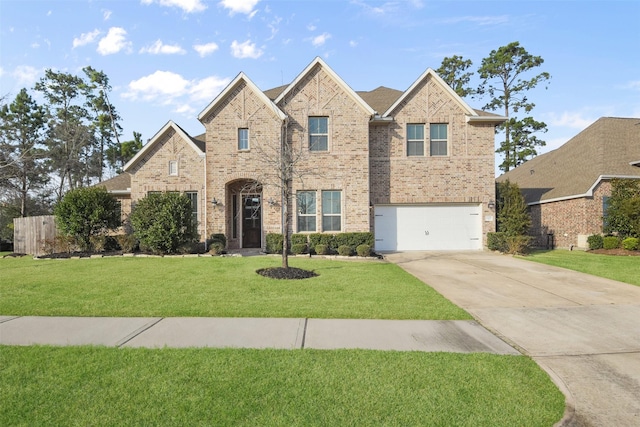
(374, 204, 482, 251)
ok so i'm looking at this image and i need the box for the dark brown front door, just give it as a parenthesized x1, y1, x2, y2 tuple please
(242, 195, 261, 248)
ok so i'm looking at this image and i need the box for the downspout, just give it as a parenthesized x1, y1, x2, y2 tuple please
(203, 143, 208, 252)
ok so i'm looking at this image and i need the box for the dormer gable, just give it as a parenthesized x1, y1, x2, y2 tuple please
(275, 57, 375, 116)
(123, 120, 204, 172)
(198, 72, 286, 124)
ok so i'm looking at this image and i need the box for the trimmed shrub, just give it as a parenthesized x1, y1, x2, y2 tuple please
(291, 243, 308, 255)
(587, 234, 604, 250)
(603, 236, 621, 250)
(622, 237, 639, 251)
(487, 232, 508, 252)
(208, 233, 227, 250)
(209, 242, 224, 255)
(334, 232, 374, 250)
(291, 234, 308, 246)
(356, 244, 371, 257)
(116, 234, 137, 253)
(505, 235, 531, 255)
(129, 192, 198, 254)
(337, 245, 353, 256)
(89, 234, 107, 252)
(315, 244, 329, 255)
(265, 233, 283, 254)
(309, 234, 335, 253)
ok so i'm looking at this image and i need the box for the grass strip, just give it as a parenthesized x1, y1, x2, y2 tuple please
(522, 250, 640, 286)
(0, 256, 469, 319)
(0, 346, 564, 427)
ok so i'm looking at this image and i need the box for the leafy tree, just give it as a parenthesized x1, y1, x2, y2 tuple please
(437, 55, 474, 98)
(106, 131, 143, 174)
(478, 41, 551, 172)
(0, 89, 49, 217)
(604, 179, 640, 238)
(496, 179, 531, 236)
(54, 186, 120, 251)
(129, 192, 198, 254)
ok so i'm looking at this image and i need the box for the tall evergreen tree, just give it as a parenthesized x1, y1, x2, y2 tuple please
(478, 41, 550, 172)
(0, 89, 49, 217)
(105, 131, 143, 174)
(437, 55, 474, 98)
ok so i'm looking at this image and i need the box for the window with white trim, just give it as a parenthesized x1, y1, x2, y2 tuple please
(322, 190, 341, 231)
(169, 160, 178, 176)
(238, 128, 249, 151)
(186, 191, 198, 226)
(309, 117, 328, 151)
(407, 124, 424, 156)
(430, 124, 448, 156)
(297, 191, 316, 232)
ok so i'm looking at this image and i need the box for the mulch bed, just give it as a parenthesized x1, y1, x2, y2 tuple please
(256, 267, 318, 280)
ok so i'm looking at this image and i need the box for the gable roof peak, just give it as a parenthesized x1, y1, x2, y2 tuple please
(198, 71, 286, 123)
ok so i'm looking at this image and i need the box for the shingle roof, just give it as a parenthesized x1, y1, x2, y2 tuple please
(356, 86, 403, 115)
(98, 172, 131, 193)
(497, 117, 640, 204)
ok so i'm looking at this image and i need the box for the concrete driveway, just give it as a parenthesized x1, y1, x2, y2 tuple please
(385, 251, 640, 427)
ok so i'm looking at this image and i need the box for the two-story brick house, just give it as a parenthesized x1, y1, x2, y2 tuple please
(109, 57, 505, 251)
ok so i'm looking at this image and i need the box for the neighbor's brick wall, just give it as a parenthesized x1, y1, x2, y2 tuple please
(129, 128, 206, 239)
(530, 181, 611, 248)
(370, 75, 497, 243)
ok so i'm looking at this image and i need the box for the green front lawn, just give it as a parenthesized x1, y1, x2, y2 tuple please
(522, 250, 640, 286)
(0, 256, 470, 319)
(0, 346, 564, 427)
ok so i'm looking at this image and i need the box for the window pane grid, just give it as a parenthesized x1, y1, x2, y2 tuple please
(309, 117, 328, 151)
(407, 124, 424, 156)
(238, 128, 249, 150)
(429, 124, 448, 156)
(321, 190, 341, 231)
(297, 191, 316, 232)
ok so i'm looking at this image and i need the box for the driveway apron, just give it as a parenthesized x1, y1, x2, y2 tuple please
(385, 251, 640, 427)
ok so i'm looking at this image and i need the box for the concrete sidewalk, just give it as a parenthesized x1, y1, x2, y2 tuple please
(0, 315, 518, 354)
(385, 251, 640, 427)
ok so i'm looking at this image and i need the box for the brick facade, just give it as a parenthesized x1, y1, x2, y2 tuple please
(121, 58, 501, 250)
(530, 181, 610, 249)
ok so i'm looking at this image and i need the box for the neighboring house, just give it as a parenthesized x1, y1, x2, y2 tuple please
(104, 57, 505, 251)
(497, 117, 640, 249)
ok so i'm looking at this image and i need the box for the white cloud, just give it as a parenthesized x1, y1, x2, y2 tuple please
(0, 67, 4, 78)
(189, 76, 232, 101)
(141, 0, 207, 13)
(625, 80, 640, 91)
(230, 39, 263, 59)
(349, 40, 358, 48)
(73, 29, 101, 48)
(123, 71, 231, 113)
(546, 111, 594, 129)
(443, 15, 509, 26)
(103, 10, 112, 20)
(219, 0, 260, 15)
(97, 27, 131, 55)
(307, 23, 317, 31)
(123, 70, 190, 102)
(12, 65, 41, 85)
(193, 42, 219, 57)
(140, 40, 186, 55)
(311, 33, 331, 47)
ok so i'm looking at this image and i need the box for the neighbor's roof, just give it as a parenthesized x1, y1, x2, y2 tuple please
(497, 117, 640, 204)
(98, 172, 131, 195)
(357, 86, 403, 116)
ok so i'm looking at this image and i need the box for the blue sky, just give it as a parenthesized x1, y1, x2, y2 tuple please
(1, 0, 638, 176)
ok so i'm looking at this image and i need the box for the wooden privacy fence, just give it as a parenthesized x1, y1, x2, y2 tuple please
(13, 215, 57, 256)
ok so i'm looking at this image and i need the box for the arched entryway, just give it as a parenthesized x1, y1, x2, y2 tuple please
(226, 179, 263, 249)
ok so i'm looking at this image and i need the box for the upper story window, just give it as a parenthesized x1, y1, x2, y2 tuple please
(309, 117, 328, 151)
(407, 124, 424, 156)
(238, 128, 249, 151)
(168, 160, 178, 176)
(430, 124, 448, 156)
(297, 191, 317, 232)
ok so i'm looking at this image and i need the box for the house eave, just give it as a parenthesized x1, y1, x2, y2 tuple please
(466, 115, 507, 124)
(527, 174, 640, 206)
(108, 189, 131, 196)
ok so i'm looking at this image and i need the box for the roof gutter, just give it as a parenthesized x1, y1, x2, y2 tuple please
(466, 115, 507, 124)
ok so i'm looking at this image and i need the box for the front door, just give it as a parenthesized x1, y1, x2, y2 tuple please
(242, 195, 262, 248)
